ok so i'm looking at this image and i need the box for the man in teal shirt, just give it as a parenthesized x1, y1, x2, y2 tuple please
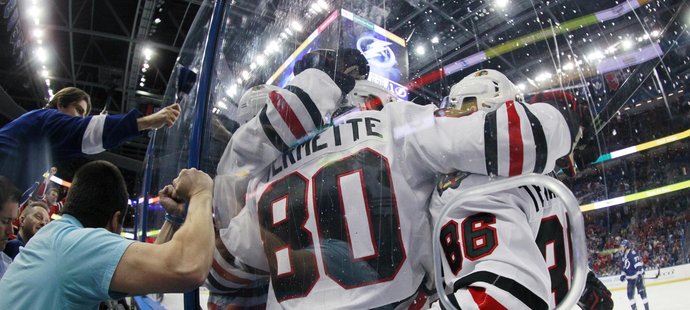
(0, 161, 216, 309)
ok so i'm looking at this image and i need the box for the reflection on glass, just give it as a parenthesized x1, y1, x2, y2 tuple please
(145, 0, 690, 308)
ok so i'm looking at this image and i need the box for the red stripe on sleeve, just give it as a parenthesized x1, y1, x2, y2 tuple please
(506, 100, 524, 176)
(269, 91, 307, 139)
(469, 286, 508, 310)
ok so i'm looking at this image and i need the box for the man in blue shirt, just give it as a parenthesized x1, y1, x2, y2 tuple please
(0, 160, 216, 309)
(619, 239, 650, 310)
(0, 87, 181, 190)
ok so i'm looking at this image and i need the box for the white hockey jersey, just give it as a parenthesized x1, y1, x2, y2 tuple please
(429, 172, 575, 310)
(212, 96, 572, 309)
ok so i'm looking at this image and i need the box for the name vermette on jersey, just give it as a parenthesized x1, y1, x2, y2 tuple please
(269, 116, 384, 178)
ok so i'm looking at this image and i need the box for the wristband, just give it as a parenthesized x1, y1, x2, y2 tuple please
(165, 213, 185, 225)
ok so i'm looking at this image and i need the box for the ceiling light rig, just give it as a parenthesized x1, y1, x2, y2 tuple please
(228, 0, 332, 101)
(139, 47, 155, 89)
(26, 1, 54, 97)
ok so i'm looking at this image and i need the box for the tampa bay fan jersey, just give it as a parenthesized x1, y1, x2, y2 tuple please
(621, 249, 643, 279)
(430, 172, 575, 310)
(210, 96, 572, 309)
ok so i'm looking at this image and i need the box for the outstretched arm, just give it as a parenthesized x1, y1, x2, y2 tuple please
(110, 168, 215, 294)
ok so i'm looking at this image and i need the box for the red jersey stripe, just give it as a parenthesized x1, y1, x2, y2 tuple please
(269, 91, 307, 139)
(506, 100, 524, 176)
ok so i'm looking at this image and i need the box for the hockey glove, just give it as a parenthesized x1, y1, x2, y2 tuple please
(578, 271, 614, 310)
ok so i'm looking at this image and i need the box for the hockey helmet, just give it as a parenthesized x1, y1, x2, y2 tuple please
(448, 69, 522, 113)
(293, 48, 369, 94)
(236, 84, 281, 124)
(620, 239, 631, 249)
(344, 79, 396, 111)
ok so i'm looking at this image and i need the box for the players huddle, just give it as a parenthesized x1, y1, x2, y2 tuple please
(207, 48, 617, 309)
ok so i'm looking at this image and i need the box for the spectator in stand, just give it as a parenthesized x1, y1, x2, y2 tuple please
(44, 187, 64, 217)
(0, 161, 215, 308)
(0, 87, 181, 191)
(3, 201, 49, 259)
(0, 176, 20, 280)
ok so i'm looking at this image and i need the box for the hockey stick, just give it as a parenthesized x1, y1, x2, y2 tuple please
(643, 266, 661, 280)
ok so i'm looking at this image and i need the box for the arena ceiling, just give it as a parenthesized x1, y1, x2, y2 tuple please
(0, 0, 687, 172)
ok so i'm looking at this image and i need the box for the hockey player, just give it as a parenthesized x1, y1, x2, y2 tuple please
(619, 239, 650, 310)
(430, 70, 583, 309)
(336, 47, 397, 112)
(212, 51, 575, 308)
(207, 84, 282, 309)
(432, 74, 612, 310)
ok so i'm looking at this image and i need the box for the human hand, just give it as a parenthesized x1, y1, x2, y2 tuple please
(619, 274, 625, 282)
(138, 103, 181, 130)
(172, 168, 213, 201)
(159, 184, 185, 218)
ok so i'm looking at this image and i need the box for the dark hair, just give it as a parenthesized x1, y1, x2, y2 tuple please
(62, 161, 128, 228)
(45, 87, 92, 115)
(0, 176, 20, 209)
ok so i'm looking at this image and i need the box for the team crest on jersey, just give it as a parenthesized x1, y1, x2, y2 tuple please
(433, 108, 477, 118)
(474, 70, 490, 77)
(436, 171, 470, 195)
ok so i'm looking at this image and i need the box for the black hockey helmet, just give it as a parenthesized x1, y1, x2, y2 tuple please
(293, 48, 369, 94)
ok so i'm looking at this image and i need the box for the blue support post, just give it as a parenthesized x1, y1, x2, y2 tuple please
(184, 0, 227, 309)
(140, 132, 156, 242)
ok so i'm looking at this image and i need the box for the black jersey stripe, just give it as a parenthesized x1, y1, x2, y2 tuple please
(207, 273, 270, 297)
(259, 105, 290, 152)
(484, 111, 498, 176)
(453, 271, 549, 310)
(517, 102, 548, 173)
(284, 85, 324, 128)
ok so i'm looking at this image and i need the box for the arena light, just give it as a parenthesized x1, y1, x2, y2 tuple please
(495, 0, 509, 8)
(291, 21, 304, 32)
(241, 70, 250, 80)
(154, 18, 162, 24)
(534, 71, 552, 82)
(32, 28, 44, 39)
(415, 45, 426, 56)
(587, 50, 605, 61)
(265, 40, 280, 54)
(139, 82, 145, 87)
(317, 0, 329, 10)
(517, 83, 526, 91)
(225, 85, 237, 97)
(216, 101, 228, 110)
(562, 62, 575, 71)
(35, 47, 48, 63)
(650, 30, 660, 37)
(622, 39, 634, 50)
(310, 3, 322, 13)
(431, 36, 439, 44)
(250, 63, 257, 70)
(141, 67, 147, 72)
(142, 47, 153, 60)
(40, 69, 49, 78)
(256, 54, 266, 66)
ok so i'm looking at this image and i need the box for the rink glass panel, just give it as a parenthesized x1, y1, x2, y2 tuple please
(144, 0, 690, 306)
(138, 1, 215, 239)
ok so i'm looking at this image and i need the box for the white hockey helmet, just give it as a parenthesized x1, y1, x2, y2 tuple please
(236, 84, 281, 124)
(344, 79, 396, 111)
(448, 69, 522, 113)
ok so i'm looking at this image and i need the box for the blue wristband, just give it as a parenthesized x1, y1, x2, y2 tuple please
(165, 213, 185, 225)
